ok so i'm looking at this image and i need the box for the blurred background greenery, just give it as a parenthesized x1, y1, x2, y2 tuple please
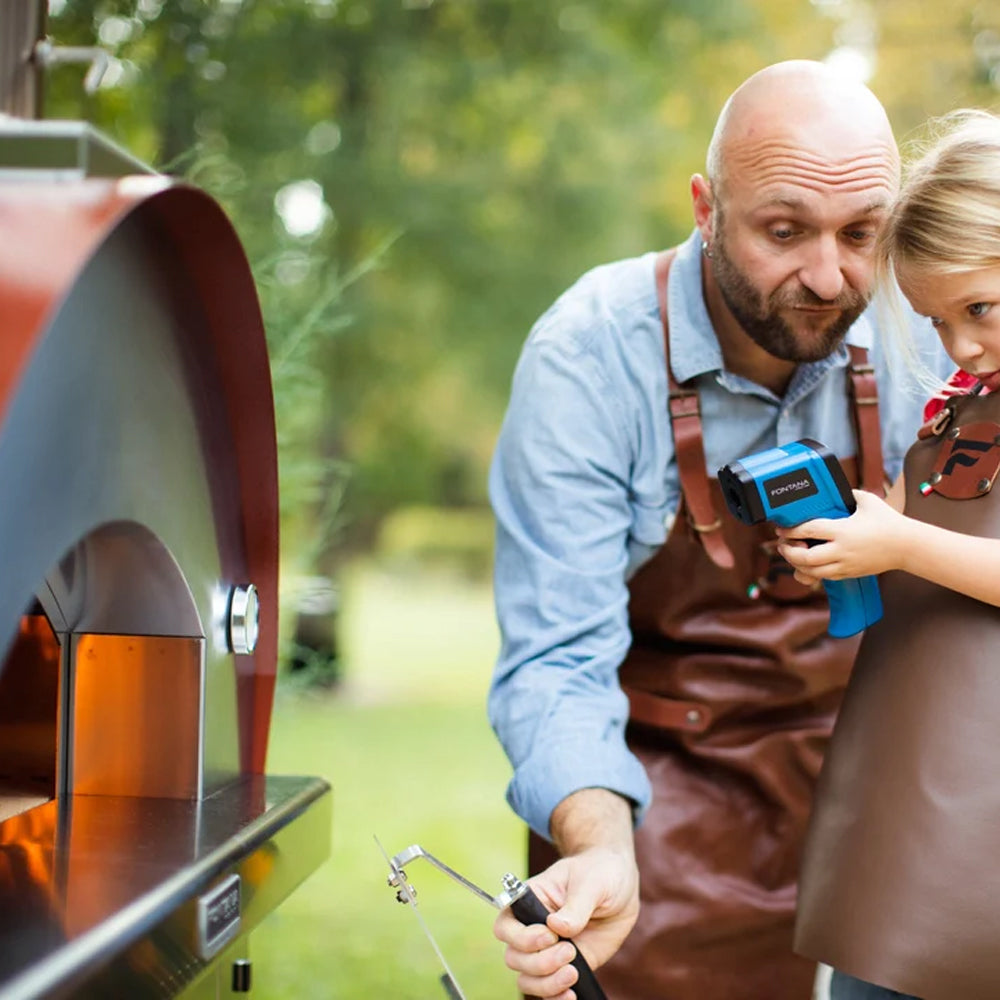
(37, 0, 1000, 995)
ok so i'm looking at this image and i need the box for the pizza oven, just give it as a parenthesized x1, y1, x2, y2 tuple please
(0, 118, 332, 998)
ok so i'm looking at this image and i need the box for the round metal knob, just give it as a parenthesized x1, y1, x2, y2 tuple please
(228, 584, 260, 655)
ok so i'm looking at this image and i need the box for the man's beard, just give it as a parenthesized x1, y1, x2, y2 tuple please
(711, 238, 869, 363)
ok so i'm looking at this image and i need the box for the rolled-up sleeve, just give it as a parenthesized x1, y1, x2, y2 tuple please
(487, 328, 653, 840)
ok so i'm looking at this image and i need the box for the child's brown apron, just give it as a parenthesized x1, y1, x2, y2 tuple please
(795, 388, 1000, 1000)
(528, 249, 885, 1000)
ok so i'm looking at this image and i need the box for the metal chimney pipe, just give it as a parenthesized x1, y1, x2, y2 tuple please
(0, 0, 46, 118)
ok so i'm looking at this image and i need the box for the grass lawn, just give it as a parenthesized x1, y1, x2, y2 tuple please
(252, 561, 524, 999)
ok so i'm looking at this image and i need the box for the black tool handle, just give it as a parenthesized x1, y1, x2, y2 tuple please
(510, 885, 608, 1000)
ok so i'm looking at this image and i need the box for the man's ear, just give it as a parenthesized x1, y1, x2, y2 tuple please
(691, 174, 714, 246)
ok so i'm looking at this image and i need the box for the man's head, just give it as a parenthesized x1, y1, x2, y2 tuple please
(692, 60, 900, 365)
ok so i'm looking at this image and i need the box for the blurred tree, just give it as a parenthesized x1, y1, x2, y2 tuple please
(865, 0, 1000, 135)
(41, 0, 1000, 563)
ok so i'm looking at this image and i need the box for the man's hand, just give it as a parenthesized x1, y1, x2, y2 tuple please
(493, 789, 639, 999)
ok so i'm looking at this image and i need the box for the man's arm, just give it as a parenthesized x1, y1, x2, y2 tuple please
(487, 315, 656, 995)
(488, 327, 653, 838)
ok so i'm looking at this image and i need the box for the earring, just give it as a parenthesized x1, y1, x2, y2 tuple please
(702, 243, 714, 259)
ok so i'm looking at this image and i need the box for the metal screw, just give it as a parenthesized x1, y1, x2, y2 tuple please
(978, 478, 991, 493)
(501, 873, 523, 894)
(929, 472, 942, 485)
(948, 428, 961, 439)
(686, 709, 702, 725)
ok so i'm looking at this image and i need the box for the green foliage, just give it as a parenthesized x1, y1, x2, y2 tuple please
(42, 0, 839, 556)
(258, 694, 521, 999)
(375, 504, 496, 579)
(42, 0, 1000, 561)
(255, 562, 517, 998)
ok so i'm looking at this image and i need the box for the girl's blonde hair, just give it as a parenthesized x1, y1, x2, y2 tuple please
(878, 109, 1000, 281)
(876, 109, 1000, 387)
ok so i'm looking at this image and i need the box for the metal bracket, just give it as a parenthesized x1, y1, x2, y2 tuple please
(34, 39, 111, 94)
(388, 844, 528, 910)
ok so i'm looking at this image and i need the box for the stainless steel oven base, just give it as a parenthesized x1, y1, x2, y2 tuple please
(0, 774, 331, 999)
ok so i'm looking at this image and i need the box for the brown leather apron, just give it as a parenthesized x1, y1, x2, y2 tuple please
(529, 249, 885, 1000)
(795, 388, 1000, 1000)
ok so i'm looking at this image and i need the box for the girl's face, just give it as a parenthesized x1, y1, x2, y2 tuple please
(898, 264, 1000, 391)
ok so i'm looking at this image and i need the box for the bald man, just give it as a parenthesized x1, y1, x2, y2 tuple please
(487, 61, 951, 1000)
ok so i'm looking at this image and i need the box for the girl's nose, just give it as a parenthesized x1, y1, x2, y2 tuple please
(952, 327, 986, 368)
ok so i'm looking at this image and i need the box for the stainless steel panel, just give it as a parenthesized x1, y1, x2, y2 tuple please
(0, 775, 331, 999)
(70, 634, 204, 799)
(0, 120, 155, 177)
(41, 527, 203, 640)
(176, 935, 250, 1000)
(0, 788, 49, 824)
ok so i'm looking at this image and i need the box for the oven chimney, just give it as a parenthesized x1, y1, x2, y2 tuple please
(0, 0, 45, 118)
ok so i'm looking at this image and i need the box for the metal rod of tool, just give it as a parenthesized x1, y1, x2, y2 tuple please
(375, 837, 468, 999)
(391, 844, 500, 907)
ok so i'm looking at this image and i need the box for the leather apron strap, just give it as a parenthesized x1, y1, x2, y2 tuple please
(846, 343, 887, 496)
(654, 249, 735, 570)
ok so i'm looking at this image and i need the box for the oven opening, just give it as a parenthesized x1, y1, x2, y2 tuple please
(0, 602, 59, 824)
(0, 520, 210, 825)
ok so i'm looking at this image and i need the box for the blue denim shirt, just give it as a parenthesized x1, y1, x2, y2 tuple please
(488, 229, 951, 840)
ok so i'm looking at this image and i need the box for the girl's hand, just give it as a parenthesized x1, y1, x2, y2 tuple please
(775, 536, 822, 587)
(775, 489, 910, 580)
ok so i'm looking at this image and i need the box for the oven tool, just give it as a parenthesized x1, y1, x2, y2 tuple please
(375, 836, 466, 999)
(377, 838, 608, 1000)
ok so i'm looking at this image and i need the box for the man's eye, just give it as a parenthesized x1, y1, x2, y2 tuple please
(930, 316, 945, 328)
(845, 229, 875, 243)
(770, 228, 796, 240)
(969, 302, 992, 318)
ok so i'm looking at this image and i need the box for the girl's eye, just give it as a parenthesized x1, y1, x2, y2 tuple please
(929, 316, 944, 328)
(969, 302, 992, 318)
(770, 227, 797, 241)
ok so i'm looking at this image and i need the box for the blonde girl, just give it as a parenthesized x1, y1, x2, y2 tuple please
(781, 110, 1000, 1000)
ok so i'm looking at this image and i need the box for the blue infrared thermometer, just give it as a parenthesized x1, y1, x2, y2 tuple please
(717, 438, 882, 638)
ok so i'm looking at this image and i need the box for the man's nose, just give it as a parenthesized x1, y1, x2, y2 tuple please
(798, 236, 846, 302)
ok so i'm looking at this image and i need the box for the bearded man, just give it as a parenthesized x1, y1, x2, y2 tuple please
(487, 60, 951, 1000)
